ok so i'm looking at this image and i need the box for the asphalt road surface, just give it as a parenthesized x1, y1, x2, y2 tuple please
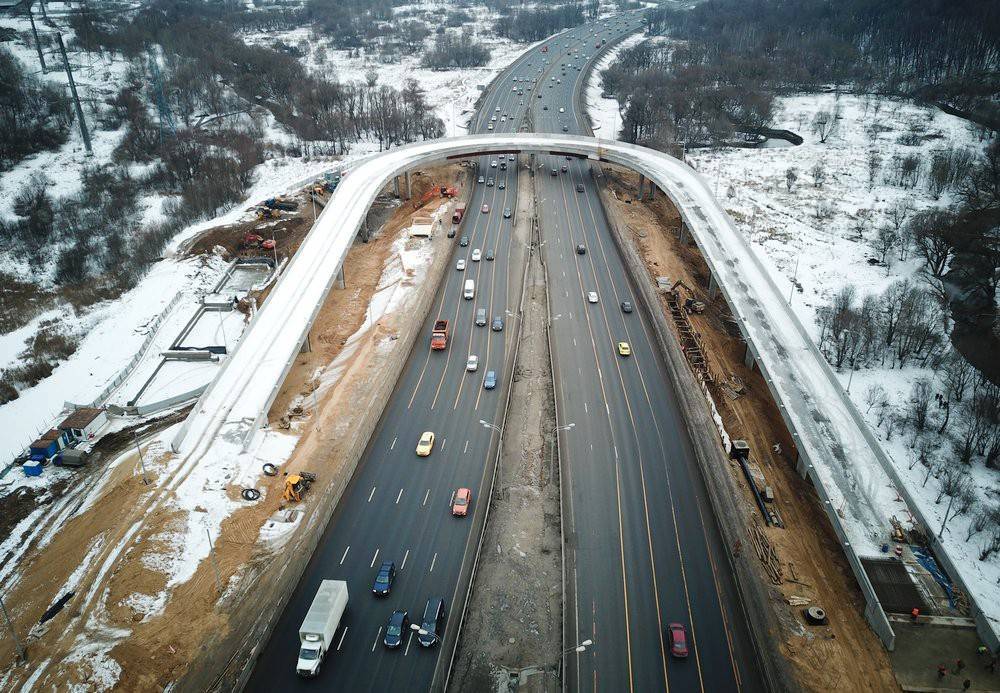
(244, 19, 604, 693)
(531, 16, 766, 693)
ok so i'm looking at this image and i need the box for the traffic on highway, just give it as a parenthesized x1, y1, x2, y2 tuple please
(246, 11, 764, 692)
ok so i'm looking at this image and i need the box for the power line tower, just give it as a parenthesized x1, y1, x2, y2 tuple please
(147, 51, 176, 142)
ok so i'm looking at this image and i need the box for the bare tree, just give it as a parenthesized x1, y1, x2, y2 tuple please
(978, 505, 1000, 561)
(811, 160, 827, 188)
(942, 351, 975, 403)
(865, 383, 888, 414)
(911, 379, 933, 431)
(851, 208, 873, 241)
(867, 150, 881, 190)
(966, 505, 989, 541)
(870, 225, 898, 266)
(937, 467, 971, 538)
(812, 109, 836, 143)
(785, 167, 798, 192)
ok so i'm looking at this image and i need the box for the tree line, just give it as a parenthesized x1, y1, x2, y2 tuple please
(0, 48, 74, 169)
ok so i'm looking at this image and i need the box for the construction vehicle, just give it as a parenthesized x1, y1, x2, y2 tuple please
(413, 185, 458, 210)
(431, 319, 449, 350)
(241, 231, 276, 252)
(283, 472, 317, 502)
(264, 196, 298, 212)
(256, 206, 279, 220)
(540, 45, 548, 53)
(452, 204, 466, 224)
(667, 279, 705, 314)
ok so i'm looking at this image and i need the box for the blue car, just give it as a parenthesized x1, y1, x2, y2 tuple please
(483, 370, 497, 390)
(384, 609, 409, 648)
(372, 560, 395, 596)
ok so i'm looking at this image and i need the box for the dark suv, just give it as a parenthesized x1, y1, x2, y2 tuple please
(384, 610, 409, 648)
(417, 598, 446, 647)
(372, 560, 395, 596)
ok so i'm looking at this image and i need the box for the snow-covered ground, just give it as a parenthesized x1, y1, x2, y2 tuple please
(686, 95, 999, 624)
(584, 32, 647, 139)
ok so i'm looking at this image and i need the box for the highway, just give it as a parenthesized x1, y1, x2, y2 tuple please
(244, 19, 617, 692)
(529, 17, 765, 692)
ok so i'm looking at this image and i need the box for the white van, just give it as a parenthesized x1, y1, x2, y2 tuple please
(464, 280, 475, 300)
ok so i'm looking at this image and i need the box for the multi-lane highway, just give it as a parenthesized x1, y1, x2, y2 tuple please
(530, 17, 766, 692)
(245, 20, 606, 692)
(246, 12, 766, 692)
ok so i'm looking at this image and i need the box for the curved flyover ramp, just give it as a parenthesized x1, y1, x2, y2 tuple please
(170, 133, 932, 646)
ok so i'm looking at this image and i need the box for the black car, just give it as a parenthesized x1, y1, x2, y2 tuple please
(503, 208, 511, 219)
(498, 181, 506, 190)
(372, 560, 395, 596)
(492, 316, 504, 332)
(417, 598, 446, 647)
(576, 183, 585, 193)
(447, 226, 456, 238)
(621, 300, 633, 313)
(561, 165, 568, 172)
(562, 125, 569, 132)
(460, 235, 469, 247)
(551, 168, 558, 176)
(384, 610, 409, 648)
(485, 249, 495, 261)
(576, 244, 586, 254)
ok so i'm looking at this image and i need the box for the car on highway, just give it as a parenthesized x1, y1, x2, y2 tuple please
(559, 107, 565, 113)
(562, 125, 569, 132)
(483, 370, 497, 390)
(495, 106, 501, 112)
(491, 160, 498, 168)
(498, 181, 506, 190)
(667, 623, 689, 658)
(471, 248, 482, 262)
(416, 431, 435, 457)
(456, 259, 466, 271)
(551, 168, 558, 176)
(491, 115, 497, 122)
(447, 226, 456, 238)
(485, 249, 495, 261)
(576, 183, 585, 192)
(487, 177, 494, 187)
(492, 316, 504, 332)
(576, 244, 586, 254)
(587, 291, 599, 303)
(476, 308, 487, 326)
(384, 610, 409, 648)
(508, 154, 515, 161)
(372, 560, 395, 596)
(487, 123, 494, 130)
(542, 105, 548, 110)
(450, 488, 472, 517)
(561, 165, 568, 172)
(478, 175, 485, 184)
(617, 342, 631, 357)
(417, 598, 445, 647)
(481, 204, 490, 214)
(466, 354, 479, 372)
(460, 235, 470, 247)
(503, 208, 511, 219)
(500, 161, 507, 170)
(621, 300, 633, 313)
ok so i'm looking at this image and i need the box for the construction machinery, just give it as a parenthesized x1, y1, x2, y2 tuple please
(413, 185, 458, 210)
(241, 231, 276, 251)
(264, 196, 299, 212)
(255, 206, 279, 220)
(283, 472, 317, 503)
(667, 279, 705, 314)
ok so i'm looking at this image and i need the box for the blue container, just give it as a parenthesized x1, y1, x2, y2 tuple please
(23, 461, 43, 477)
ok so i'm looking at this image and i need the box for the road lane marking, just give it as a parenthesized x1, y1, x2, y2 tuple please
(372, 627, 382, 652)
(368, 486, 376, 502)
(370, 548, 379, 568)
(402, 549, 410, 570)
(390, 436, 397, 450)
(430, 552, 438, 572)
(340, 546, 350, 565)
(441, 437, 447, 450)
(464, 440, 469, 453)
(337, 627, 348, 651)
(423, 489, 430, 506)
(404, 632, 414, 656)
(396, 488, 404, 504)
(584, 402, 588, 414)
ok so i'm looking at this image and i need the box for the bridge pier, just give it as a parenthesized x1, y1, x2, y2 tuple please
(708, 272, 719, 299)
(744, 342, 756, 369)
(637, 173, 646, 199)
(300, 332, 312, 354)
(393, 176, 401, 199)
(677, 222, 689, 245)
(335, 267, 346, 289)
(403, 171, 411, 199)
(795, 453, 810, 480)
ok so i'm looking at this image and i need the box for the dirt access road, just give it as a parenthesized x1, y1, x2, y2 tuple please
(600, 165, 898, 693)
(0, 165, 464, 691)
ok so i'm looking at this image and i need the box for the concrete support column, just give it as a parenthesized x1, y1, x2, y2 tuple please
(744, 342, 755, 370)
(393, 176, 401, 199)
(300, 332, 312, 354)
(708, 272, 719, 300)
(677, 222, 688, 245)
(638, 173, 646, 199)
(403, 171, 411, 199)
(795, 454, 810, 480)
(335, 267, 346, 289)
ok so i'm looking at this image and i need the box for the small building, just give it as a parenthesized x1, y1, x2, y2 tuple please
(58, 407, 108, 443)
(28, 429, 68, 462)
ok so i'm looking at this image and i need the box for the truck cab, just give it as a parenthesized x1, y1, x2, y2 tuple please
(297, 580, 349, 677)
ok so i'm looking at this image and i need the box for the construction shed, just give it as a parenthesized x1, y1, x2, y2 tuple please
(59, 407, 108, 443)
(29, 429, 68, 462)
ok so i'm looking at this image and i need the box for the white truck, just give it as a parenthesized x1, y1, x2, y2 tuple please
(296, 580, 348, 677)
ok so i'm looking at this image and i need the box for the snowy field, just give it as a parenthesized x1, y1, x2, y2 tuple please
(686, 95, 999, 625)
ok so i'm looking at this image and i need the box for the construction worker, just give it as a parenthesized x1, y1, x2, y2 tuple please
(911, 607, 920, 621)
(977, 645, 988, 657)
(938, 664, 948, 678)
(963, 679, 971, 691)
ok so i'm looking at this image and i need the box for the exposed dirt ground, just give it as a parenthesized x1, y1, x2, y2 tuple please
(449, 171, 562, 693)
(0, 165, 463, 690)
(602, 165, 898, 693)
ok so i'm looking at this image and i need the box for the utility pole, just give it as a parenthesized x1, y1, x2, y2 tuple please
(27, 9, 46, 72)
(55, 33, 92, 156)
(0, 592, 27, 662)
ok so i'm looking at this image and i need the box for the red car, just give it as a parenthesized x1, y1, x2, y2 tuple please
(481, 204, 490, 214)
(451, 488, 472, 517)
(667, 623, 688, 658)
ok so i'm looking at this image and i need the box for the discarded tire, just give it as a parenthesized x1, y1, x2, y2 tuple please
(804, 606, 828, 625)
(262, 463, 279, 477)
(242, 488, 261, 501)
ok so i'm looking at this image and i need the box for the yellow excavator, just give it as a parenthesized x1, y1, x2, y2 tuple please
(283, 472, 317, 502)
(669, 279, 706, 314)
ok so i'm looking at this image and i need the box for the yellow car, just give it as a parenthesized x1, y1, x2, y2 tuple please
(416, 431, 435, 457)
(617, 342, 631, 357)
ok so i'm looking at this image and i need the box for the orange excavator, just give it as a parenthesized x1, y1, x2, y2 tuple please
(412, 185, 458, 209)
